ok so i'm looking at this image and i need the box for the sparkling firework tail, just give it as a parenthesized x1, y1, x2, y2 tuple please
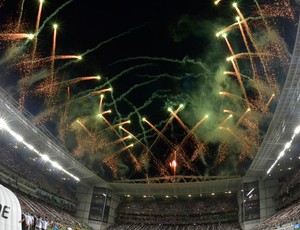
(31, 0, 43, 61)
(50, 26, 57, 95)
(143, 118, 175, 149)
(148, 104, 183, 152)
(229, 58, 249, 106)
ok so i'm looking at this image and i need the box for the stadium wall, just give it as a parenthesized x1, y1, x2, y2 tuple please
(240, 177, 278, 230)
(75, 183, 120, 230)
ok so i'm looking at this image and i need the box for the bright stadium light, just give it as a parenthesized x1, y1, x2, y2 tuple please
(0, 118, 8, 129)
(52, 161, 62, 170)
(294, 125, 300, 134)
(41, 154, 50, 162)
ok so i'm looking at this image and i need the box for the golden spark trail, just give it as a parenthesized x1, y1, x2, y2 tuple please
(0, 33, 34, 40)
(119, 126, 153, 154)
(67, 87, 70, 101)
(32, 0, 44, 60)
(219, 91, 245, 101)
(236, 108, 251, 127)
(228, 58, 249, 106)
(178, 115, 208, 149)
(99, 110, 112, 116)
(216, 22, 239, 37)
(108, 144, 134, 159)
(223, 109, 240, 118)
(129, 153, 142, 172)
(98, 94, 104, 113)
(234, 4, 270, 85)
(223, 35, 240, 72)
(169, 111, 190, 134)
(219, 114, 232, 127)
(108, 135, 132, 146)
(263, 94, 275, 112)
(17, 0, 26, 30)
(149, 104, 183, 151)
(236, 17, 256, 78)
(89, 88, 112, 97)
(143, 118, 174, 148)
(100, 115, 130, 149)
(76, 120, 93, 138)
(64, 76, 101, 85)
(96, 120, 130, 135)
(55, 55, 82, 60)
(50, 24, 57, 94)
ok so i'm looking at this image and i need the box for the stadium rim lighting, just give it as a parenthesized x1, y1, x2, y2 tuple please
(0, 121, 80, 181)
(267, 124, 300, 175)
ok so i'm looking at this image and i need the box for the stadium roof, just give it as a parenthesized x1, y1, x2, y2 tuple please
(246, 16, 300, 180)
(0, 87, 106, 186)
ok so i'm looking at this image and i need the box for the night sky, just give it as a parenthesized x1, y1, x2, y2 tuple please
(0, 0, 298, 181)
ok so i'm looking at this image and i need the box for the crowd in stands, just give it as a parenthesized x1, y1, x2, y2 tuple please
(3, 182, 91, 230)
(273, 168, 300, 209)
(0, 143, 91, 229)
(107, 196, 240, 230)
(106, 223, 240, 230)
(253, 168, 300, 229)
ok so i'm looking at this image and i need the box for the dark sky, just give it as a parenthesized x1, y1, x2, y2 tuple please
(0, 0, 298, 181)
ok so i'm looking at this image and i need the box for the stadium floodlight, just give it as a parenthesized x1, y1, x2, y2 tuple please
(0, 118, 8, 129)
(294, 125, 300, 134)
(285, 141, 292, 149)
(41, 154, 50, 162)
(10, 131, 24, 142)
(278, 151, 285, 158)
(52, 161, 62, 170)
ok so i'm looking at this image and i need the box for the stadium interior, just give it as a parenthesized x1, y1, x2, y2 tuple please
(1, 1, 300, 230)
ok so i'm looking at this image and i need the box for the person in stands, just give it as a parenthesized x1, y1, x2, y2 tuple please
(19, 213, 27, 230)
(35, 215, 42, 230)
(41, 216, 49, 230)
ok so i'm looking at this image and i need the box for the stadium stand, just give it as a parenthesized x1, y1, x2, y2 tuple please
(106, 195, 240, 229)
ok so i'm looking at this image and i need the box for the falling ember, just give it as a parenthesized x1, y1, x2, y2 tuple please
(236, 108, 251, 127)
(263, 94, 275, 112)
(0, 33, 35, 40)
